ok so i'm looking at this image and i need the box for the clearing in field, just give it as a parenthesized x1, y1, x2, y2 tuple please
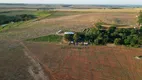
(24, 42, 142, 80)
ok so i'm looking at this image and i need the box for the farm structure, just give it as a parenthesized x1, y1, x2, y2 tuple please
(25, 42, 142, 80)
(64, 32, 75, 35)
(64, 32, 75, 45)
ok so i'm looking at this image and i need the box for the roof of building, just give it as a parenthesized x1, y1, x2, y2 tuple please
(64, 32, 74, 34)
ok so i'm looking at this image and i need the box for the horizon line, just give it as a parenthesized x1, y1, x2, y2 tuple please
(0, 3, 142, 5)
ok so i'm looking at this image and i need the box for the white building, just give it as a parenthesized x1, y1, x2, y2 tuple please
(64, 32, 74, 35)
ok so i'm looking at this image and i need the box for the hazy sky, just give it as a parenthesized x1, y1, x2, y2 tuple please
(0, 0, 142, 5)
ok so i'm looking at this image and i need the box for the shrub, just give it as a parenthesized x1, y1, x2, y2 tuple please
(114, 38, 121, 45)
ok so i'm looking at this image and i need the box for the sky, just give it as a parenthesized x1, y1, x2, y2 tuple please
(0, 0, 142, 5)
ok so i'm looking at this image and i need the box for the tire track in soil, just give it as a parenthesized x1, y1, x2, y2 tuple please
(53, 46, 77, 80)
(123, 49, 135, 80)
(125, 48, 142, 80)
(86, 47, 104, 80)
(111, 48, 132, 80)
(20, 42, 55, 80)
(91, 48, 109, 80)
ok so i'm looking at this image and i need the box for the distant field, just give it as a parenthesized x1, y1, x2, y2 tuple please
(0, 10, 138, 40)
(25, 42, 142, 80)
(56, 8, 142, 12)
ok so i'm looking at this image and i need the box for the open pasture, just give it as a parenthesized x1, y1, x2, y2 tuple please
(25, 42, 142, 80)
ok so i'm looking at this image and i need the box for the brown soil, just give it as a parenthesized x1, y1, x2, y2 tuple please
(25, 42, 142, 80)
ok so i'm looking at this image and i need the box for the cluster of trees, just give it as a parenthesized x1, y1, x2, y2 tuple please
(85, 24, 142, 47)
(0, 14, 36, 25)
(64, 25, 142, 47)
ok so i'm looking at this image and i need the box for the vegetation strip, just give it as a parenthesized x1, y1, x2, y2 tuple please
(27, 35, 63, 43)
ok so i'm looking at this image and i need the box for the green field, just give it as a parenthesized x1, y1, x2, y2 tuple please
(27, 34, 63, 43)
(0, 10, 84, 32)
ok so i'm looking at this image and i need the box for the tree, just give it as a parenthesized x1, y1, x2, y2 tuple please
(107, 25, 117, 43)
(78, 32, 85, 42)
(108, 25, 117, 33)
(73, 33, 80, 43)
(131, 29, 138, 34)
(138, 35, 142, 45)
(137, 11, 142, 26)
(114, 38, 121, 45)
(94, 38, 103, 45)
(124, 35, 139, 47)
(130, 35, 139, 47)
(140, 26, 142, 33)
(124, 37, 131, 45)
(84, 28, 98, 43)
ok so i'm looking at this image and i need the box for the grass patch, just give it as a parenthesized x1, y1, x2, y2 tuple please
(27, 35, 63, 43)
(34, 11, 51, 18)
(0, 21, 26, 32)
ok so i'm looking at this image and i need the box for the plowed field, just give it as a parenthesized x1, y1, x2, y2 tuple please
(25, 42, 142, 80)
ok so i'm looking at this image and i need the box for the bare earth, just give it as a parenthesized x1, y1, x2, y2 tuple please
(25, 42, 142, 80)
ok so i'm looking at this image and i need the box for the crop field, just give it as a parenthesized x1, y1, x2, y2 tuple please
(56, 8, 142, 13)
(24, 42, 142, 80)
(0, 10, 138, 40)
(0, 40, 34, 80)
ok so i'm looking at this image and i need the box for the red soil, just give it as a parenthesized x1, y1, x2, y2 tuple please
(25, 42, 142, 80)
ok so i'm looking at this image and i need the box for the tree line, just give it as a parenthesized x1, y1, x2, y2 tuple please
(64, 24, 142, 47)
(0, 14, 36, 25)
